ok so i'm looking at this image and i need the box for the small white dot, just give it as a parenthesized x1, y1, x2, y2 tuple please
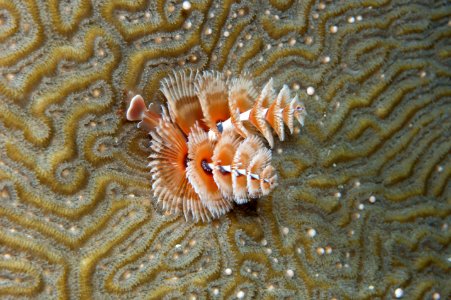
(213, 288, 219, 295)
(322, 56, 330, 63)
(224, 31, 230, 37)
(237, 291, 245, 299)
(394, 288, 404, 298)
(261, 239, 267, 246)
(358, 204, 364, 210)
(282, 227, 289, 235)
(369, 196, 376, 203)
(368, 285, 374, 290)
(335, 192, 342, 198)
(325, 246, 332, 254)
(224, 268, 232, 275)
(348, 16, 355, 23)
(437, 165, 443, 172)
(306, 86, 315, 95)
(183, 21, 192, 29)
(316, 247, 325, 255)
(432, 292, 441, 300)
(307, 228, 316, 237)
(205, 28, 212, 35)
(357, 15, 363, 21)
(182, 1, 191, 10)
(266, 248, 272, 254)
(286, 269, 294, 278)
(330, 25, 338, 33)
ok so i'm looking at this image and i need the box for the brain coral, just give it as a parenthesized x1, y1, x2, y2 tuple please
(0, 0, 450, 299)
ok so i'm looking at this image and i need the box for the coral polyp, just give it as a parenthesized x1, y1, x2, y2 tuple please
(126, 70, 304, 221)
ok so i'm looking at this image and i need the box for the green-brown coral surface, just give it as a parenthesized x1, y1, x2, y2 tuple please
(0, 0, 450, 299)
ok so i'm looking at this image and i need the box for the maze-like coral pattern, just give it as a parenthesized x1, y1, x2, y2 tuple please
(0, 0, 450, 299)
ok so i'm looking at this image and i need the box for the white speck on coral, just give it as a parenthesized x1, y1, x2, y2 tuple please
(432, 292, 441, 300)
(307, 86, 315, 95)
(213, 288, 219, 295)
(358, 204, 364, 210)
(282, 227, 289, 235)
(348, 16, 355, 23)
(266, 248, 272, 254)
(182, 1, 191, 10)
(369, 195, 376, 203)
(437, 165, 443, 172)
(183, 20, 192, 29)
(394, 288, 404, 298)
(316, 247, 325, 255)
(307, 228, 316, 237)
(357, 15, 363, 21)
(224, 268, 232, 275)
(286, 269, 294, 277)
(330, 25, 338, 33)
(335, 192, 342, 198)
(237, 291, 245, 299)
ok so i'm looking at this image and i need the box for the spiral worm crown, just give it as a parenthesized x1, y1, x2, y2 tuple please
(126, 70, 306, 222)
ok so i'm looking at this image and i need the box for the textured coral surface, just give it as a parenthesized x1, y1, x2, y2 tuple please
(0, 0, 450, 299)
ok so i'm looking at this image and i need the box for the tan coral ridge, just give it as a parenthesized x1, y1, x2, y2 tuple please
(126, 70, 306, 222)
